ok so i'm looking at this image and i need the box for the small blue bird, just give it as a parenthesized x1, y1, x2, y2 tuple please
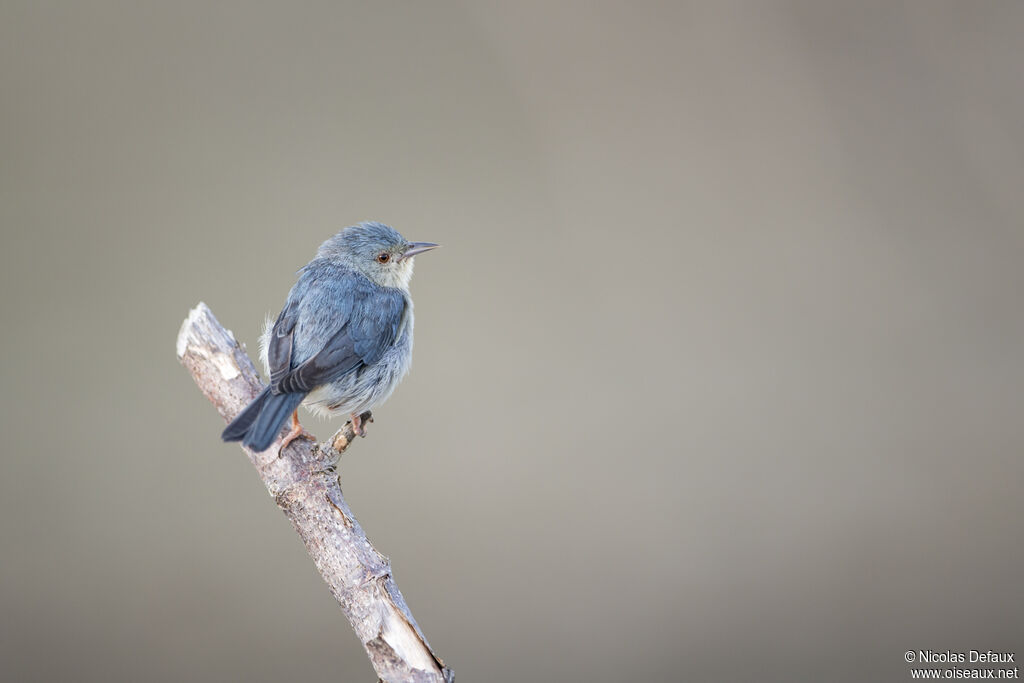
(222, 222, 438, 452)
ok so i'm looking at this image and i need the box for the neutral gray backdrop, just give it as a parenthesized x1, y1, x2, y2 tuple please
(2, 2, 1022, 681)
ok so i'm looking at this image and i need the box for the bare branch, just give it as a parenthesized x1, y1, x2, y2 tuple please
(177, 302, 453, 683)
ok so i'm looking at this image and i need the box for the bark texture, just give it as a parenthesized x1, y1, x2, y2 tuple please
(177, 302, 453, 683)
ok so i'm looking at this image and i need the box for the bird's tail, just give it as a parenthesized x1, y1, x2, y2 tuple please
(221, 387, 307, 452)
(221, 387, 271, 442)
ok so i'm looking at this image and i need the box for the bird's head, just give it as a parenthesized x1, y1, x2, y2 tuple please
(317, 221, 439, 290)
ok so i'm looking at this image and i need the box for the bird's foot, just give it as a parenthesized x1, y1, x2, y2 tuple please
(278, 411, 317, 456)
(350, 411, 373, 438)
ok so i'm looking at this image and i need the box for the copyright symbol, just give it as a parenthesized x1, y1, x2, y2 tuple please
(905, 651, 916, 662)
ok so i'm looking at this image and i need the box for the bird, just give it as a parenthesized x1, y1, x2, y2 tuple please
(222, 221, 438, 453)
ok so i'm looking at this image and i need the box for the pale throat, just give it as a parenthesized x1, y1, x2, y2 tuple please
(379, 259, 415, 290)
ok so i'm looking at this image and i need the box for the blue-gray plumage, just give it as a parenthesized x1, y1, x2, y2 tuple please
(222, 222, 438, 452)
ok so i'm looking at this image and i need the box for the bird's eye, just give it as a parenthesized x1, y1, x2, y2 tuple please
(376, 252, 391, 264)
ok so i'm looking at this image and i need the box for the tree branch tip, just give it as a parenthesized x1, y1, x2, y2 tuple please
(177, 305, 201, 357)
(176, 302, 217, 356)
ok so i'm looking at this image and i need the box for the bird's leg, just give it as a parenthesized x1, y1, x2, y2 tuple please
(278, 410, 316, 455)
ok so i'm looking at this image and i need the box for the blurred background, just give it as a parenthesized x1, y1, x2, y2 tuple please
(2, 2, 1022, 681)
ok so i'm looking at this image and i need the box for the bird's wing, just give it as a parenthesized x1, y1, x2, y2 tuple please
(267, 298, 299, 390)
(267, 269, 406, 395)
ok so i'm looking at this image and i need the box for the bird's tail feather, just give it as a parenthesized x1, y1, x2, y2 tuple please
(222, 388, 307, 452)
(243, 391, 307, 452)
(221, 387, 271, 442)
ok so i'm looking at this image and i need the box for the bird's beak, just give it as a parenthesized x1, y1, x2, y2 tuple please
(400, 242, 440, 261)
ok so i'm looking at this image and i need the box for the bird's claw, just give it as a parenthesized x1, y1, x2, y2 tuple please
(277, 413, 317, 457)
(350, 412, 373, 438)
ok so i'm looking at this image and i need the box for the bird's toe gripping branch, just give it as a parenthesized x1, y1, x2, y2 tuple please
(349, 411, 373, 438)
(278, 409, 317, 456)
